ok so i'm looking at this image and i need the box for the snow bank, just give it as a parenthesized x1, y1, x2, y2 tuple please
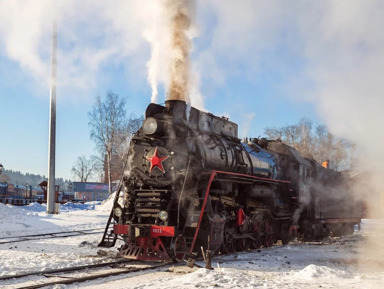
(0, 203, 57, 237)
(23, 202, 47, 213)
(0, 201, 101, 221)
(60, 201, 101, 212)
(96, 191, 124, 212)
(0, 206, 383, 288)
(0, 203, 42, 219)
(164, 267, 264, 288)
(295, 264, 352, 280)
(97, 192, 115, 212)
(0, 200, 112, 238)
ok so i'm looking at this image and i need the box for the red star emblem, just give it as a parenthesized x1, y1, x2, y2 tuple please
(146, 147, 169, 173)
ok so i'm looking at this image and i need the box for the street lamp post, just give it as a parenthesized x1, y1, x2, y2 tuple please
(47, 20, 57, 214)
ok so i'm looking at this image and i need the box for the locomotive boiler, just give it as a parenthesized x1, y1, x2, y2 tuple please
(99, 100, 362, 262)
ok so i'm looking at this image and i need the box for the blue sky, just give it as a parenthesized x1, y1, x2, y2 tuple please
(1, 0, 383, 182)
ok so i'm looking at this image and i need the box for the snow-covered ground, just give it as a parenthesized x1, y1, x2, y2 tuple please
(1, 199, 383, 289)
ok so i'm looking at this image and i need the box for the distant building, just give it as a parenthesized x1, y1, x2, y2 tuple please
(1, 182, 45, 205)
(0, 182, 7, 198)
(73, 182, 111, 201)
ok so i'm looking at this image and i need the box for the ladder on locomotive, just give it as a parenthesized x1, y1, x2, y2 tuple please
(98, 211, 118, 247)
(98, 188, 123, 248)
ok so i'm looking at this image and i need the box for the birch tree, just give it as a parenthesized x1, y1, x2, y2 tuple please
(88, 91, 128, 194)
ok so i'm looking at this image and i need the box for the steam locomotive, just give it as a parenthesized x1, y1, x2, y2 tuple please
(99, 100, 362, 262)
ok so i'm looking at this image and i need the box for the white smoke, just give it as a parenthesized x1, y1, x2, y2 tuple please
(145, 0, 199, 106)
(198, 0, 384, 271)
(198, 0, 384, 208)
(144, 1, 170, 104)
(0, 0, 53, 80)
(240, 112, 256, 139)
(2, 1, 383, 174)
(0, 0, 156, 102)
(0, 0, 202, 106)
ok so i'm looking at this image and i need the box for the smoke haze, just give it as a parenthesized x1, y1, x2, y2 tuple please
(1, 0, 383, 212)
(1, 0, 384, 277)
(197, 0, 384, 273)
(198, 0, 384, 213)
(0, 0, 155, 102)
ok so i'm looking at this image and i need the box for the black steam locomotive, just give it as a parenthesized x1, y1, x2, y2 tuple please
(99, 100, 362, 262)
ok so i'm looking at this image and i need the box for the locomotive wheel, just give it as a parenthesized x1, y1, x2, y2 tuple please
(314, 223, 330, 241)
(250, 214, 262, 249)
(330, 224, 343, 237)
(263, 214, 275, 247)
(300, 220, 315, 241)
(337, 223, 353, 236)
(170, 235, 187, 262)
(238, 237, 251, 251)
(251, 235, 262, 250)
(344, 224, 355, 235)
(237, 217, 251, 251)
(222, 223, 236, 254)
(280, 224, 290, 245)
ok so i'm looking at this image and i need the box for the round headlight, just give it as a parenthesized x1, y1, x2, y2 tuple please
(158, 210, 168, 221)
(114, 207, 123, 218)
(143, 117, 158, 135)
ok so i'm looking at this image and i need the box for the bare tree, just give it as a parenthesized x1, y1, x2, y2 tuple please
(115, 113, 144, 162)
(0, 173, 10, 183)
(71, 155, 98, 182)
(313, 125, 355, 171)
(264, 127, 282, 141)
(88, 91, 143, 194)
(264, 118, 355, 171)
(265, 118, 314, 155)
(295, 118, 313, 156)
(89, 154, 105, 183)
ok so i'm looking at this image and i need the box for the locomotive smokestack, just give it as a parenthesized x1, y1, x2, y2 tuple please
(165, 99, 187, 121)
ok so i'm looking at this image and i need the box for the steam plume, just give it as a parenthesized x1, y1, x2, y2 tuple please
(167, 0, 192, 102)
(146, 0, 196, 104)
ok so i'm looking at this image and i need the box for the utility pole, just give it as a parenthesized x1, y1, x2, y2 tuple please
(47, 20, 57, 214)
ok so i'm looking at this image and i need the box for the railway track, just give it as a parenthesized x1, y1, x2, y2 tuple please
(0, 228, 104, 245)
(0, 259, 171, 289)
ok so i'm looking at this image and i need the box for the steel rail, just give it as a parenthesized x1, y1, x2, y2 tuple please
(0, 228, 104, 245)
(0, 227, 104, 240)
(7, 263, 170, 289)
(0, 259, 132, 281)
